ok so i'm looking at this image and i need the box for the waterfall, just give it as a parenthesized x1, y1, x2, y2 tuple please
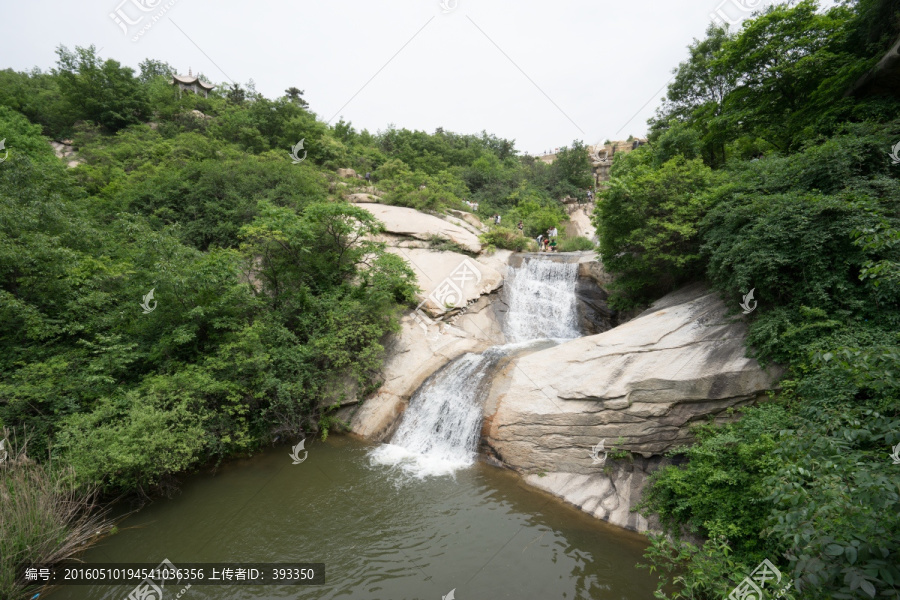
(503, 258, 581, 342)
(369, 348, 505, 478)
(369, 257, 581, 478)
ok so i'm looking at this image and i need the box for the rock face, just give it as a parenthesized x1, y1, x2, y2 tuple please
(575, 262, 615, 334)
(50, 140, 82, 169)
(384, 248, 502, 317)
(336, 168, 358, 179)
(352, 203, 483, 254)
(481, 283, 783, 531)
(523, 457, 670, 532)
(565, 205, 597, 241)
(447, 209, 486, 233)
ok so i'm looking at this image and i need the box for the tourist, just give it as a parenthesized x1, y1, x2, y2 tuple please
(550, 226, 558, 238)
(536, 233, 544, 250)
(365, 172, 371, 185)
(550, 237, 557, 252)
(494, 214, 501, 226)
(543, 236, 551, 252)
(517, 221, 524, 234)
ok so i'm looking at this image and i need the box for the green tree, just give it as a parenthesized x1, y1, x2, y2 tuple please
(550, 140, 593, 197)
(54, 45, 150, 132)
(284, 86, 309, 107)
(137, 58, 177, 84)
(595, 151, 718, 306)
(649, 23, 734, 167)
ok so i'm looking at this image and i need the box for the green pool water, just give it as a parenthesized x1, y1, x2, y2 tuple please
(44, 436, 657, 600)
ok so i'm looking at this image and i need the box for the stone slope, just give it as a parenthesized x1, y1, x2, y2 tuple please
(352, 203, 482, 253)
(481, 283, 783, 531)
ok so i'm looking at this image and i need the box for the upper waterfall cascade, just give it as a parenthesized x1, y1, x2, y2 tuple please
(503, 258, 581, 342)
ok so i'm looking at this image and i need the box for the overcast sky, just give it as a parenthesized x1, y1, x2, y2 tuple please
(3, 0, 801, 155)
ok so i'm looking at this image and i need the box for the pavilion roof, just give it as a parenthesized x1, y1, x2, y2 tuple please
(172, 74, 215, 90)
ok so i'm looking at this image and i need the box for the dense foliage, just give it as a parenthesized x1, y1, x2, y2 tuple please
(591, 0, 900, 598)
(0, 43, 595, 505)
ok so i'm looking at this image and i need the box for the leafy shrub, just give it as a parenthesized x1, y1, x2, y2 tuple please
(594, 153, 719, 308)
(479, 227, 533, 252)
(556, 236, 596, 252)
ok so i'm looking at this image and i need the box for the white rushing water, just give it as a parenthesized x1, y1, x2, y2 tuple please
(503, 258, 581, 342)
(369, 349, 503, 478)
(370, 257, 581, 478)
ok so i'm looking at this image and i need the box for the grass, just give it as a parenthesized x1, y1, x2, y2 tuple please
(556, 236, 596, 252)
(479, 227, 534, 252)
(0, 429, 114, 600)
(426, 234, 472, 254)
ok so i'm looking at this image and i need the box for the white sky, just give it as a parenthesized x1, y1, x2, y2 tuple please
(1, 0, 796, 155)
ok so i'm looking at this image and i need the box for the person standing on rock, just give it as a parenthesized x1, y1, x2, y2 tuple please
(517, 221, 524, 235)
(365, 172, 371, 186)
(536, 233, 544, 251)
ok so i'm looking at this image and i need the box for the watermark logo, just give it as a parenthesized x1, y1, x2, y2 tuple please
(412, 259, 482, 332)
(0, 139, 8, 163)
(740, 288, 757, 315)
(140, 288, 157, 314)
(889, 141, 900, 165)
(589, 440, 608, 466)
(711, 0, 764, 26)
(290, 139, 307, 164)
(0, 438, 7, 464)
(110, 0, 160, 34)
(890, 442, 900, 465)
(728, 558, 793, 600)
(110, 0, 179, 41)
(439, 0, 458, 13)
(126, 558, 191, 600)
(289, 439, 308, 465)
(443, 589, 456, 600)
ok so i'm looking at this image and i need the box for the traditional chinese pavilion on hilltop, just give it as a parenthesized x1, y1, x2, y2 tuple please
(171, 69, 214, 98)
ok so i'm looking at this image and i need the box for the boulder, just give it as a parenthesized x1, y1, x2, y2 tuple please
(352, 203, 482, 254)
(482, 283, 783, 531)
(336, 168, 358, 179)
